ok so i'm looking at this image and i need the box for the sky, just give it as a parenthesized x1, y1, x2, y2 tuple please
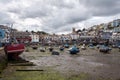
(0, 0, 120, 34)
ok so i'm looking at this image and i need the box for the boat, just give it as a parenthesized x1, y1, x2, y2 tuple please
(4, 24, 25, 60)
(49, 47, 53, 52)
(59, 46, 64, 51)
(69, 46, 79, 54)
(64, 43, 69, 48)
(32, 44, 38, 50)
(88, 43, 94, 49)
(99, 45, 112, 53)
(81, 44, 86, 50)
(4, 42, 25, 60)
(39, 47, 45, 52)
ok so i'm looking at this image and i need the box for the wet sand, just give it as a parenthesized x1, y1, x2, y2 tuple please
(1, 46, 120, 80)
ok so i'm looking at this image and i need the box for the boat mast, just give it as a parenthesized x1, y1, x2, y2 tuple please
(10, 23, 14, 43)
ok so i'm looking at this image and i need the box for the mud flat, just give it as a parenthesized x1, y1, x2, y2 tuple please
(1, 46, 120, 80)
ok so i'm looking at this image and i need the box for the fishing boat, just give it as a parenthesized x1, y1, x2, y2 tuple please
(4, 42, 25, 60)
(4, 24, 25, 60)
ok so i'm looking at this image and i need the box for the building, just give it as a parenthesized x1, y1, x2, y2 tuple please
(12, 31, 31, 43)
(113, 27, 120, 33)
(0, 25, 10, 43)
(111, 19, 120, 27)
(111, 33, 120, 40)
(69, 28, 79, 40)
(30, 32, 39, 43)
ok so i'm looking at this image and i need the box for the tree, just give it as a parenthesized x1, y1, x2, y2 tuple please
(26, 30, 28, 32)
(31, 30, 34, 33)
(82, 28, 86, 31)
(77, 29, 81, 33)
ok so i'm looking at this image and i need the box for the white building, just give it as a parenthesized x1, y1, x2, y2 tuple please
(69, 28, 79, 40)
(30, 33, 39, 42)
(111, 33, 120, 40)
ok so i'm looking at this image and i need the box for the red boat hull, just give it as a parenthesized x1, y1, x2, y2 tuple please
(5, 43, 25, 60)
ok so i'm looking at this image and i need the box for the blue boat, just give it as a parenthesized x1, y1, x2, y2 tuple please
(59, 46, 64, 51)
(88, 43, 94, 49)
(64, 44, 69, 48)
(69, 46, 79, 54)
(99, 45, 112, 53)
(112, 40, 120, 48)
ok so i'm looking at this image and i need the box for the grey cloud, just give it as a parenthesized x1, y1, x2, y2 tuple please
(49, 0, 75, 9)
(80, 0, 120, 16)
(43, 7, 90, 29)
(0, 0, 120, 34)
(21, 7, 51, 18)
(0, 0, 12, 3)
(0, 12, 14, 24)
(30, 24, 39, 28)
(8, 7, 21, 14)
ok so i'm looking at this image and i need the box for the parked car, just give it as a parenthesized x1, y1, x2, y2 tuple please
(99, 45, 112, 53)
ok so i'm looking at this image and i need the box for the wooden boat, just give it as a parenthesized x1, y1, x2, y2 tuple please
(4, 43, 25, 60)
(4, 24, 25, 60)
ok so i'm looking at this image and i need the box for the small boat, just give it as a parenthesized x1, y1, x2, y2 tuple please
(88, 43, 94, 49)
(59, 46, 64, 51)
(81, 44, 86, 50)
(99, 45, 112, 53)
(39, 47, 45, 52)
(69, 46, 79, 54)
(49, 47, 53, 52)
(52, 50, 60, 55)
(4, 43, 25, 60)
(32, 44, 38, 50)
(64, 44, 69, 48)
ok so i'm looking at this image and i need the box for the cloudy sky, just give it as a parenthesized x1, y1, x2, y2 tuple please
(0, 0, 120, 34)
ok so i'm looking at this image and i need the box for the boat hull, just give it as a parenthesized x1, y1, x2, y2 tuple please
(4, 44, 25, 60)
